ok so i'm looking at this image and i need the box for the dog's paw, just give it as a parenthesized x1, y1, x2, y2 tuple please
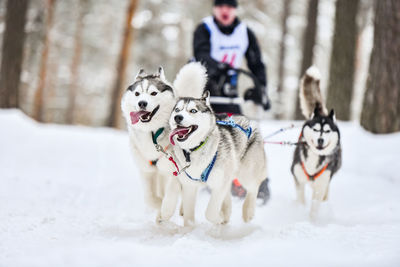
(155, 212, 163, 224)
(221, 210, 230, 225)
(242, 213, 254, 223)
(206, 211, 224, 225)
(184, 218, 195, 227)
(242, 208, 255, 223)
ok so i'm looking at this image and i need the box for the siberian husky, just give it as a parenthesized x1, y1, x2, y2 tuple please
(291, 66, 342, 218)
(121, 67, 181, 222)
(168, 62, 267, 225)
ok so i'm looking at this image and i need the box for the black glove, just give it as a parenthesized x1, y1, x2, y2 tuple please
(262, 96, 271, 111)
(244, 88, 262, 104)
(244, 87, 271, 111)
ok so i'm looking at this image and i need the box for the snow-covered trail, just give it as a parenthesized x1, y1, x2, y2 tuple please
(1, 109, 399, 267)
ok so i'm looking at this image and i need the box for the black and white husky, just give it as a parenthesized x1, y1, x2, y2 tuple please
(291, 66, 342, 218)
(121, 67, 181, 222)
(168, 63, 267, 225)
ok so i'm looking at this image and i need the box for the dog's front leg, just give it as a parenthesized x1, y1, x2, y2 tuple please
(182, 182, 198, 226)
(158, 176, 181, 223)
(295, 181, 306, 205)
(206, 179, 230, 225)
(242, 186, 258, 223)
(221, 191, 232, 224)
(141, 170, 162, 210)
(323, 185, 330, 201)
(292, 164, 307, 204)
(310, 172, 331, 219)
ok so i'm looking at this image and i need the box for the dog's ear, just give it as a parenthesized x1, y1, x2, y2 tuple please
(157, 66, 167, 82)
(329, 109, 336, 122)
(135, 69, 147, 80)
(310, 104, 321, 119)
(202, 90, 211, 106)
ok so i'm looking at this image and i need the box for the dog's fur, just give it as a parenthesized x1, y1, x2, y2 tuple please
(168, 63, 267, 225)
(291, 66, 342, 218)
(121, 67, 181, 222)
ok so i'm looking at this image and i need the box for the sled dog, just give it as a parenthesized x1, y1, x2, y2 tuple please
(121, 67, 181, 222)
(291, 66, 342, 218)
(168, 62, 267, 225)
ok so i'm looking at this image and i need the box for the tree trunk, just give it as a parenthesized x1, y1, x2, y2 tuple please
(66, 0, 88, 124)
(294, 0, 319, 120)
(360, 0, 400, 133)
(276, 0, 291, 119)
(326, 0, 359, 121)
(33, 0, 56, 122)
(106, 0, 139, 128)
(0, 0, 29, 108)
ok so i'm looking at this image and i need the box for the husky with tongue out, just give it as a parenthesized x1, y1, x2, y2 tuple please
(168, 62, 267, 225)
(121, 67, 181, 223)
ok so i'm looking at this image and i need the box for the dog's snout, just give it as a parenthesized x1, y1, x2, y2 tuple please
(174, 115, 183, 124)
(317, 138, 324, 146)
(138, 101, 147, 109)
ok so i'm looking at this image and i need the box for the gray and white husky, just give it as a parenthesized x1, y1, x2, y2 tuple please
(121, 67, 181, 222)
(291, 66, 342, 218)
(168, 62, 267, 225)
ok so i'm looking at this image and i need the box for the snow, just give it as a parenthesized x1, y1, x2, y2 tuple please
(1, 109, 400, 267)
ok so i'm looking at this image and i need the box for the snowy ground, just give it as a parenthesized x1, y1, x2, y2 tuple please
(1, 109, 400, 267)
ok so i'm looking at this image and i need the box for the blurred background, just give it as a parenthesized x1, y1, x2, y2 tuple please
(0, 0, 398, 133)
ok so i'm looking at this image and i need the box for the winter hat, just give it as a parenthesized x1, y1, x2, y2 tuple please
(214, 0, 238, 8)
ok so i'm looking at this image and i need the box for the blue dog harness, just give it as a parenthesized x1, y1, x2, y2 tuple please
(216, 116, 253, 139)
(183, 117, 252, 183)
(184, 151, 218, 183)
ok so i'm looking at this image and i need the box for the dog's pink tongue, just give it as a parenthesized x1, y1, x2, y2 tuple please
(169, 127, 189, 145)
(130, 111, 147, 125)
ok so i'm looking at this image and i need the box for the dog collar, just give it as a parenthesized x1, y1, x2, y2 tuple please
(190, 137, 209, 152)
(182, 137, 210, 163)
(149, 127, 169, 167)
(184, 151, 218, 183)
(151, 127, 165, 145)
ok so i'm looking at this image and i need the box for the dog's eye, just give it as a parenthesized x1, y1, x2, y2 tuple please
(150, 92, 157, 96)
(175, 108, 180, 113)
(325, 130, 331, 133)
(190, 109, 197, 114)
(313, 128, 318, 132)
(135, 92, 140, 96)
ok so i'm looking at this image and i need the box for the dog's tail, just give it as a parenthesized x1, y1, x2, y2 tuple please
(299, 66, 328, 118)
(173, 62, 208, 98)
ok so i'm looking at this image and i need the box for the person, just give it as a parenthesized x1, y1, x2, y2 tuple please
(192, 0, 270, 204)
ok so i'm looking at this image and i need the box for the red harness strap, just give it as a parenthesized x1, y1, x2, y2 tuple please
(301, 161, 329, 181)
(298, 131, 303, 140)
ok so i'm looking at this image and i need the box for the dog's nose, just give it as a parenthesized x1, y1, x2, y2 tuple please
(317, 138, 324, 146)
(174, 115, 183, 124)
(138, 101, 147, 109)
